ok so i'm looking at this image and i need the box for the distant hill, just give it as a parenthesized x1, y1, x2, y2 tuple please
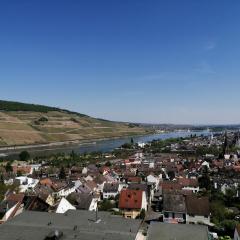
(0, 100, 87, 117)
(0, 100, 148, 147)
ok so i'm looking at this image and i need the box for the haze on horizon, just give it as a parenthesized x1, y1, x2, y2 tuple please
(1, 1, 240, 125)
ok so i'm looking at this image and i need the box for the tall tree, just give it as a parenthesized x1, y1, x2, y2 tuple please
(5, 162, 13, 173)
(59, 166, 66, 179)
(223, 131, 229, 155)
(19, 151, 30, 161)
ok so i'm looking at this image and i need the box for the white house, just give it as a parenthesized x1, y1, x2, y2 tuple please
(53, 183, 76, 198)
(84, 175, 94, 182)
(137, 143, 146, 148)
(147, 174, 160, 191)
(103, 183, 120, 199)
(82, 167, 88, 175)
(15, 177, 39, 193)
(30, 164, 41, 171)
(201, 161, 210, 169)
(56, 197, 76, 214)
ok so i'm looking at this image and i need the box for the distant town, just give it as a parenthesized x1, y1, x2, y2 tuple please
(0, 129, 240, 240)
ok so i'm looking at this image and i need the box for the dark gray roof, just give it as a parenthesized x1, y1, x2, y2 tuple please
(163, 193, 186, 213)
(128, 183, 148, 192)
(0, 210, 141, 240)
(0, 200, 16, 214)
(70, 193, 93, 210)
(77, 185, 92, 194)
(103, 183, 119, 193)
(128, 183, 150, 197)
(147, 222, 209, 240)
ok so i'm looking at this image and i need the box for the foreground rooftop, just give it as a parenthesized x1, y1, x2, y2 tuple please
(147, 222, 209, 240)
(0, 210, 141, 240)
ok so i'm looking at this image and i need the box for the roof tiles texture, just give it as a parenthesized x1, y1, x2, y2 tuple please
(119, 189, 143, 210)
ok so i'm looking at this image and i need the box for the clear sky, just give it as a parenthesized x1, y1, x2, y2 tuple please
(1, 1, 240, 124)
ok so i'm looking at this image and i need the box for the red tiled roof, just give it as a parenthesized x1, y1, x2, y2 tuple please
(119, 189, 143, 210)
(12, 166, 32, 174)
(40, 178, 53, 187)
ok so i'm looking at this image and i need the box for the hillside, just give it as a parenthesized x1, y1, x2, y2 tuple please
(0, 100, 148, 147)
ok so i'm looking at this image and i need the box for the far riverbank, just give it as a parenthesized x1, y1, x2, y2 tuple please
(0, 130, 211, 160)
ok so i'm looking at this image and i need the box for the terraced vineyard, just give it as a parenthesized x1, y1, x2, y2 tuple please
(0, 100, 148, 146)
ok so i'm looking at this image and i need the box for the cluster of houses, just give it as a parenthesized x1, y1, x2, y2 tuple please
(0, 151, 212, 223)
(1, 135, 240, 239)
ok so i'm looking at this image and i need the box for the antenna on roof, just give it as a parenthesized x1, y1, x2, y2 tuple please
(95, 202, 101, 223)
(95, 202, 98, 222)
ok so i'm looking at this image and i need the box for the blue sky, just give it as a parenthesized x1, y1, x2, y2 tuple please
(1, 1, 240, 124)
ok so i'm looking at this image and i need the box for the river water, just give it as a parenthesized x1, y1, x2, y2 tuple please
(2, 130, 212, 159)
(61, 130, 211, 154)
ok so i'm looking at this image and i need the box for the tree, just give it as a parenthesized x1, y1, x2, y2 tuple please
(105, 161, 112, 167)
(17, 170, 22, 177)
(0, 174, 4, 184)
(225, 188, 236, 207)
(139, 209, 146, 219)
(38, 116, 48, 122)
(19, 151, 30, 161)
(5, 162, 13, 173)
(70, 150, 76, 161)
(211, 201, 226, 224)
(223, 131, 229, 155)
(121, 143, 132, 149)
(198, 174, 211, 190)
(167, 170, 175, 180)
(98, 199, 115, 211)
(220, 220, 237, 238)
(59, 166, 66, 179)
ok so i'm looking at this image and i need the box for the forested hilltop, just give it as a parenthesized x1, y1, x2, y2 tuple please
(0, 100, 87, 117)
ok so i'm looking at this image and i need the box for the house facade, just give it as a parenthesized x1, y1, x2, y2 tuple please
(185, 196, 210, 225)
(103, 183, 119, 199)
(119, 189, 147, 219)
(163, 193, 186, 223)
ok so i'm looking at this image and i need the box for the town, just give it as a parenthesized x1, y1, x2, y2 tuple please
(0, 131, 240, 240)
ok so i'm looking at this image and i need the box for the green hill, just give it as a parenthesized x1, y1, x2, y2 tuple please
(0, 100, 148, 146)
(0, 100, 87, 116)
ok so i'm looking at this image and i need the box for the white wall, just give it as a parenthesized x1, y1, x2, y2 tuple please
(234, 228, 240, 240)
(141, 192, 148, 211)
(56, 198, 76, 214)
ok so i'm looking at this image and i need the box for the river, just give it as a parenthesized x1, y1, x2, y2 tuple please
(0, 130, 212, 159)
